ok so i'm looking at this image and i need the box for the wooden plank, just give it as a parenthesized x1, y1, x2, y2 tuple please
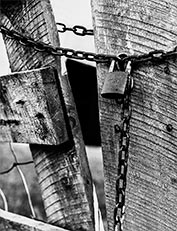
(0, 1, 95, 231)
(0, 209, 68, 231)
(0, 67, 68, 145)
(91, 0, 177, 231)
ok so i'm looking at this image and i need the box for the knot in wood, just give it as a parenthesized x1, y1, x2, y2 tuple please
(166, 124, 173, 132)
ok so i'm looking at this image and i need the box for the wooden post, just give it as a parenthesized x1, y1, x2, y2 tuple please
(91, 0, 177, 231)
(0, 1, 94, 231)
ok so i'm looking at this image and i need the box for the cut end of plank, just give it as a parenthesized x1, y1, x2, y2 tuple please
(0, 67, 69, 145)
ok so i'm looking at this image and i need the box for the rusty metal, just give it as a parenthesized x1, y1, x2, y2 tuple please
(101, 60, 129, 99)
(114, 61, 133, 231)
(0, 25, 114, 63)
(57, 22, 94, 36)
(1, 23, 177, 230)
(1, 25, 177, 65)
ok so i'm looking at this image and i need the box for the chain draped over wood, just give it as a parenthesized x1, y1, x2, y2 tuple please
(2, 25, 177, 65)
(2, 21, 177, 231)
(113, 62, 133, 231)
(56, 23, 94, 36)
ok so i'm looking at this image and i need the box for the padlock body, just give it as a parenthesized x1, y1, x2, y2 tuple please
(101, 71, 128, 99)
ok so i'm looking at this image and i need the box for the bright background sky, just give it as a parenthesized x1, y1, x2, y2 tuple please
(0, 34, 9, 75)
(0, 0, 95, 76)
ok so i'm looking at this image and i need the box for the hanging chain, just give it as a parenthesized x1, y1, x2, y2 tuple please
(1, 24, 177, 229)
(57, 22, 94, 36)
(0, 25, 114, 63)
(1, 25, 177, 65)
(114, 61, 133, 231)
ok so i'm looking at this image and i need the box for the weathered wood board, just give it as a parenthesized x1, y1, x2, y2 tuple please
(0, 0, 94, 230)
(0, 67, 69, 145)
(91, 0, 177, 231)
(0, 209, 68, 231)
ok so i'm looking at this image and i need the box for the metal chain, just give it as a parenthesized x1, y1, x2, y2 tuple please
(1, 23, 177, 229)
(114, 62, 133, 231)
(123, 49, 177, 65)
(1, 25, 177, 65)
(0, 25, 114, 63)
(57, 22, 94, 36)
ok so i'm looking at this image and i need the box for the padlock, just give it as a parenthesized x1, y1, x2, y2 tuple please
(101, 60, 130, 99)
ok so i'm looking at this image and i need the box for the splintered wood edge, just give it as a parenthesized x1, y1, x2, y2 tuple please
(0, 209, 69, 231)
(0, 67, 69, 145)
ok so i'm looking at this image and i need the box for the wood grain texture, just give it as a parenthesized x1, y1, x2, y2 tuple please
(0, 209, 68, 231)
(1, 0, 94, 230)
(32, 143, 94, 231)
(1, 0, 60, 72)
(91, 0, 177, 230)
(0, 67, 68, 145)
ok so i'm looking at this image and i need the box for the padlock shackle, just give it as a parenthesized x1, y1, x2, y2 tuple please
(117, 53, 128, 71)
(109, 59, 116, 72)
(125, 61, 132, 74)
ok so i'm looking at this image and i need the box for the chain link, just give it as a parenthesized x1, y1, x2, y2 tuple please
(114, 62, 133, 231)
(1, 23, 177, 229)
(0, 25, 115, 63)
(1, 25, 177, 65)
(56, 22, 94, 36)
(124, 48, 177, 65)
